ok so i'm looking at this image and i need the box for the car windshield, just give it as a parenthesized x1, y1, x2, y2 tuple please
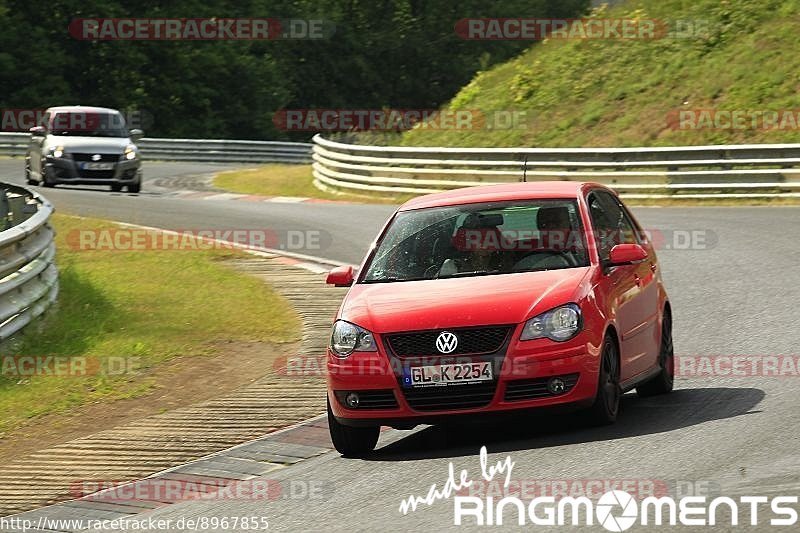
(50, 112, 128, 137)
(362, 199, 589, 283)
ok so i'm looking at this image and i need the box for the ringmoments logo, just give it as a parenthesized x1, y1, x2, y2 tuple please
(397, 447, 799, 530)
(452, 491, 800, 529)
(596, 490, 638, 531)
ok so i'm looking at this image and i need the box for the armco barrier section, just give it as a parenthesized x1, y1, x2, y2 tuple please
(0, 183, 58, 342)
(311, 135, 800, 199)
(6, 130, 800, 197)
(0, 132, 312, 164)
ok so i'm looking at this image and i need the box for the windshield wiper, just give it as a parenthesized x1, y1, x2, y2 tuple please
(436, 269, 502, 280)
(361, 276, 426, 284)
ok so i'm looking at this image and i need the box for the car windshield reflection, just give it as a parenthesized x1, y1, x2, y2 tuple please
(362, 200, 590, 283)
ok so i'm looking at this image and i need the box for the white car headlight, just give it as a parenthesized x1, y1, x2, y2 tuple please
(48, 145, 66, 158)
(123, 144, 138, 160)
(330, 320, 377, 357)
(520, 304, 582, 342)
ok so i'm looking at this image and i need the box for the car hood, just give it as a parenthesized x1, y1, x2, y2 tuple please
(341, 267, 592, 333)
(46, 135, 131, 153)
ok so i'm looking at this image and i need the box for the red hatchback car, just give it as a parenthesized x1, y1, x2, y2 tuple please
(325, 182, 673, 456)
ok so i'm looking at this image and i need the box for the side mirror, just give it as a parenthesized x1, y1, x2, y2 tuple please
(129, 129, 144, 142)
(29, 126, 46, 136)
(608, 244, 648, 266)
(326, 265, 354, 287)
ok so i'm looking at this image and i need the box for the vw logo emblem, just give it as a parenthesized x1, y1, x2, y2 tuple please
(435, 331, 458, 354)
(91, 154, 101, 161)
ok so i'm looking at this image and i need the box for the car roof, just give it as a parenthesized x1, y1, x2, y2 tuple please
(398, 181, 613, 211)
(45, 106, 121, 114)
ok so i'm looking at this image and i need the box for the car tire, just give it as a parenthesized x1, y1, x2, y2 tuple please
(127, 181, 141, 193)
(636, 310, 674, 397)
(585, 335, 621, 425)
(41, 165, 56, 188)
(327, 397, 379, 457)
(110, 184, 123, 192)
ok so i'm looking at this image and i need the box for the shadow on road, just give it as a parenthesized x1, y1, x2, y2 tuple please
(366, 387, 765, 461)
(28, 184, 148, 195)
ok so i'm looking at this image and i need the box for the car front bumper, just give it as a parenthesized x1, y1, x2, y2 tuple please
(327, 332, 603, 428)
(45, 156, 141, 185)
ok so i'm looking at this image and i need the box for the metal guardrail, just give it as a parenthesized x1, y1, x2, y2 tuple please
(0, 132, 312, 164)
(136, 138, 312, 164)
(0, 184, 58, 342)
(6, 130, 800, 197)
(312, 135, 800, 199)
(0, 133, 29, 158)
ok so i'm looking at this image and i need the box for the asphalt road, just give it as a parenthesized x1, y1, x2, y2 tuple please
(125, 203, 800, 532)
(0, 158, 395, 265)
(3, 159, 800, 531)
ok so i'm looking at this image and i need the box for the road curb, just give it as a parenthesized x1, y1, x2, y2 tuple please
(0, 238, 349, 518)
(112, 220, 353, 270)
(4, 415, 338, 530)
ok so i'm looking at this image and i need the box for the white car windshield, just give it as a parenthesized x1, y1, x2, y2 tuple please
(50, 112, 129, 137)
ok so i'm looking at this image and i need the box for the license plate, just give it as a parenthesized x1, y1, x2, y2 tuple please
(80, 162, 115, 170)
(407, 362, 493, 387)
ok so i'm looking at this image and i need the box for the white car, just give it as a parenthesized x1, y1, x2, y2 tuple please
(25, 106, 143, 193)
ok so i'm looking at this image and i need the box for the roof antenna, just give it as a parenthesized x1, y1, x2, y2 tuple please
(522, 155, 528, 182)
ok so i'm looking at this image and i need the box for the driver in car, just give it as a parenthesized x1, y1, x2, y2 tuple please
(440, 213, 506, 276)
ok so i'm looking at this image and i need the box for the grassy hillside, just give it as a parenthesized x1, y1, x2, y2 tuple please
(400, 0, 800, 147)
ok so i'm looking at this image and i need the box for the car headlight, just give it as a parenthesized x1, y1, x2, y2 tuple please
(520, 304, 582, 342)
(48, 145, 66, 158)
(330, 320, 377, 357)
(123, 144, 138, 160)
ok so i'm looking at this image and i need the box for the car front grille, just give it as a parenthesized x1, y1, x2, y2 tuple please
(402, 382, 497, 411)
(72, 153, 120, 162)
(503, 373, 580, 402)
(77, 169, 116, 180)
(386, 326, 512, 357)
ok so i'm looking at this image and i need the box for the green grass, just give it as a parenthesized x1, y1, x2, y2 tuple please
(0, 214, 301, 434)
(213, 164, 415, 204)
(396, 0, 800, 148)
(217, 3, 800, 207)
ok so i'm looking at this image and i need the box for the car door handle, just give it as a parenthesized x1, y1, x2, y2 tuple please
(650, 262, 657, 273)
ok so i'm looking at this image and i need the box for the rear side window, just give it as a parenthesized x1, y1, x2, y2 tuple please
(587, 190, 639, 262)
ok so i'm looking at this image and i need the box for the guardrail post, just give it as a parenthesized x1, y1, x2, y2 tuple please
(0, 187, 10, 231)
